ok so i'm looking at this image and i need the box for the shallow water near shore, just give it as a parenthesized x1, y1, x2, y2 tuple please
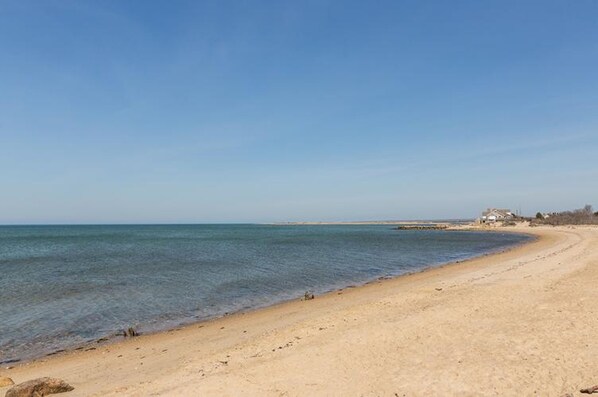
(0, 224, 531, 363)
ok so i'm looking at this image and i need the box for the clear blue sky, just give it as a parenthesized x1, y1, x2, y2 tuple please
(1, 1, 597, 224)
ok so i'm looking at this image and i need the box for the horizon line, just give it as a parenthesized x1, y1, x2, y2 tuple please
(0, 218, 476, 227)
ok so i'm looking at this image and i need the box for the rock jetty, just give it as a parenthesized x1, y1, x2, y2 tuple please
(395, 225, 448, 230)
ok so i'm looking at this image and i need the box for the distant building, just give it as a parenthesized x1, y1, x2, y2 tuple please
(481, 208, 513, 223)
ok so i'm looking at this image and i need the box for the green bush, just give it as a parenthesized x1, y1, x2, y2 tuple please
(535, 212, 543, 219)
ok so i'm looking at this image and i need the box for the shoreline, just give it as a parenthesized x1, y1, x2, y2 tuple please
(2, 228, 534, 367)
(2, 225, 597, 396)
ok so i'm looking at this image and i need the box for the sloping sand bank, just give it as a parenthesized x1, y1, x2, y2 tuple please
(2, 225, 597, 396)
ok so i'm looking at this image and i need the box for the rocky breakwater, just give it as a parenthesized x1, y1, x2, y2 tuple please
(395, 224, 449, 230)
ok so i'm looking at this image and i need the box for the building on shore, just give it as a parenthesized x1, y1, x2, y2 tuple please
(480, 208, 514, 223)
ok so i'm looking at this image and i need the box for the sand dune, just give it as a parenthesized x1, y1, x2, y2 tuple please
(1, 225, 597, 396)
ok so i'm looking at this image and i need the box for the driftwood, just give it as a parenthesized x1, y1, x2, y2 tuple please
(580, 385, 598, 394)
(122, 327, 138, 337)
(302, 291, 315, 301)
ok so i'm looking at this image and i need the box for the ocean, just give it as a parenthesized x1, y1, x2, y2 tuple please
(0, 224, 531, 363)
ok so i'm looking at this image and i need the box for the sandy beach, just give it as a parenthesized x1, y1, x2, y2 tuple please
(1, 225, 597, 396)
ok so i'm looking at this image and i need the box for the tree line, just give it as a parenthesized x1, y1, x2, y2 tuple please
(533, 205, 598, 225)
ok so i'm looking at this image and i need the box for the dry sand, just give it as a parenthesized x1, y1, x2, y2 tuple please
(1, 225, 597, 396)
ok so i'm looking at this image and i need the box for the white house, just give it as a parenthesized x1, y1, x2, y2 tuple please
(481, 208, 513, 223)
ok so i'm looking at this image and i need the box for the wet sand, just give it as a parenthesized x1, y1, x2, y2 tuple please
(1, 225, 597, 396)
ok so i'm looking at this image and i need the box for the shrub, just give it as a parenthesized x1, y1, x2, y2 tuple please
(536, 205, 598, 225)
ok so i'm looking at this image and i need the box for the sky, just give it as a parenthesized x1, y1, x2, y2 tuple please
(1, 0, 597, 224)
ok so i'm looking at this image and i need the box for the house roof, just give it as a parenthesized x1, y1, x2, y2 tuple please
(482, 208, 512, 216)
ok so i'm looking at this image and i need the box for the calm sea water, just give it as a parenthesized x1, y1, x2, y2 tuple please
(0, 224, 531, 363)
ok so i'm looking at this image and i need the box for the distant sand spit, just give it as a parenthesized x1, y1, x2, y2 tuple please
(1, 225, 597, 396)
